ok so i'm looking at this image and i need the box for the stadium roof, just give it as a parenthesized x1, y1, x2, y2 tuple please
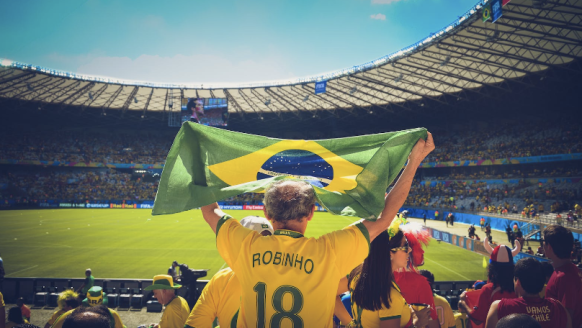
(0, 0, 581, 122)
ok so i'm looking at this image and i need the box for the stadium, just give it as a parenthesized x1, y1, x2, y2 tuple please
(1, 0, 582, 327)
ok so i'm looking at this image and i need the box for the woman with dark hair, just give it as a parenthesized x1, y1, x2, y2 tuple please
(458, 240, 520, 326)
(6, 306, 26, 328)
(335, 226, 431, 327)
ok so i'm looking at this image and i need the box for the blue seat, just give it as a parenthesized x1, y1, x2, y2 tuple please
(34, 286, 48, 307)
(118, 288, 131, 308)
(104, 287, 119, 307)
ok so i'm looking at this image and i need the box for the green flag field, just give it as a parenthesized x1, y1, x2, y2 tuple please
(0, 209, 486, 281)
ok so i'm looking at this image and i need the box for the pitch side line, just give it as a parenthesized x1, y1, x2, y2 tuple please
(6, 265, 39, 277)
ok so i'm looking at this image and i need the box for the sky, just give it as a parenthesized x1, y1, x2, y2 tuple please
(0, 0, 480, 86)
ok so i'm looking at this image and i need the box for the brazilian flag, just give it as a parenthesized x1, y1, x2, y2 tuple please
(152, 123, 427, 219)
(483, 3, 492, 22)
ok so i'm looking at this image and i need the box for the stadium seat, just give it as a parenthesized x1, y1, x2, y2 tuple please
(104, 287, 119, 307)
(34, 286, 48, 307)
(118, 288, 132, 308)
(130, 288, 144, 308)
(146, 299, 163, 313)
(446, 295, 459, 310)
(47, 287, 60, 307)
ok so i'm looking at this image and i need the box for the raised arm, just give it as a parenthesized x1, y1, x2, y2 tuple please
(362, 132, 434, 241)
(201, 202, 228, 234)
(334, 277, 353, 326)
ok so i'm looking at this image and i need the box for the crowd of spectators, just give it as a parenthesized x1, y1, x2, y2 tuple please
(0, 131, 174, 165)
(425, 166, 582, 181)
(0, 170, 157, 202)
(425, 123, 582, 163)
(404, 178, 582, 217)
(0, 123, 581, 166)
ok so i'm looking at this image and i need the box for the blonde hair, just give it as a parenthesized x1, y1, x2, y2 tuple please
(57, 289, 79, 309)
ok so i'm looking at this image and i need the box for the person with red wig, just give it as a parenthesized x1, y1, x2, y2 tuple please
(393, 221, 440, 328)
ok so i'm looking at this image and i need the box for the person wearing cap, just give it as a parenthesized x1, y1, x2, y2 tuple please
(76, 268, 94, 296)
(543, 225, 582, 328)
(17, 297, 31, 322)
(144, 275, 189, 328)
(185, 217, 274, 328)
(458, 239, 520, 326)
(51, 286, 125, 328)
(200, 133, 434, 327)
(484, 257, 571, 328)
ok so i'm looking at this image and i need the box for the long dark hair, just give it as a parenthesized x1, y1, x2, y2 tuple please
(349, 230, 404, 311)
(488, 261, 515, 293)
(8, 306, 25, 324)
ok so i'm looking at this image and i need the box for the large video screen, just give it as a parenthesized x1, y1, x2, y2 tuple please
(181, 98, 228, 127)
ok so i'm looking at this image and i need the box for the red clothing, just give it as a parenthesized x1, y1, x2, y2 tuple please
(393, 271, 438, 322)
(20, 304, 31, 319)
(546, 262, 582, 328)
(470, 282, 517, 323)
(497, 296, 568, 328)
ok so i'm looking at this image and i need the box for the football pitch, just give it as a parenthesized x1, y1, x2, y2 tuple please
(0, 209, 488, 281)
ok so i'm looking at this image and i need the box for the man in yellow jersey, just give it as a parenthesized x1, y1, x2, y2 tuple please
(145, 274, 190, 328)
(419, 270, 456, 328)
(201, 133, 434, 327)
(51, 286, 126, 328)
(185, 216, 274, 328)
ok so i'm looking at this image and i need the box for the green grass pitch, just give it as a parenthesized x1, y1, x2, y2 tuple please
(0, 209, 487, 281)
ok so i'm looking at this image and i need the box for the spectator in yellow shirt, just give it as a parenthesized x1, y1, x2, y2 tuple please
(185, 216, 274, 328)
(145, 275, 190, 328)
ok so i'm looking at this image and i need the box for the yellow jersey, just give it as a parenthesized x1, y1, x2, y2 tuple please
(51, 308, 125, 328)
(47, 309, 67, 326)
(185, 268, 240, 328)
(0, 291, 4, 308)
(160, 296, 190, 328)
(349, 279, 411, 328)
(454, 313, 470, 328)
(216, 216, 370, 328)
(433, 294, 456, 328)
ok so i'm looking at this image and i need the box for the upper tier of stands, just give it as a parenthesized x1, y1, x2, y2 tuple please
(0, 123, 580, 165)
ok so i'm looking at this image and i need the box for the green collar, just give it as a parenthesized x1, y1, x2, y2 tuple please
(274, 230, 304, 239)
(164, 296, 177, 307)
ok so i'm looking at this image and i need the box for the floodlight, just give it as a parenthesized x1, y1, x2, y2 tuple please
(259, 115, 264, 120)
(368, 110, 373, 114)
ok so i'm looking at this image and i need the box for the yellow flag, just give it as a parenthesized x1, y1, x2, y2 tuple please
(483, 257, 488, 268)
